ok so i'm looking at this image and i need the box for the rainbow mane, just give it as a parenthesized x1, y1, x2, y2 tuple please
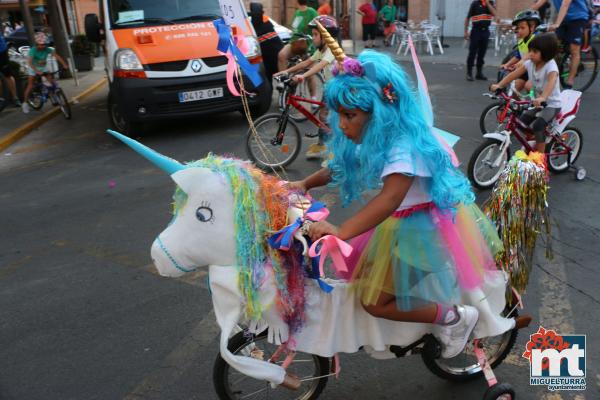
(173, 154, 306, 332)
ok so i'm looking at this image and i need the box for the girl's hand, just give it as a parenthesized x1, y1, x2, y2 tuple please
(532, 97, 546, 108)
(292, 75, 305, 83)
(285, 180, 307, 193)
(308, 221, 339, 241)
(490, 83, 501, 92)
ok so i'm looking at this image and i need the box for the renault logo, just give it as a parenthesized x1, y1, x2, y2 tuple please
(191, 59, 202, 73)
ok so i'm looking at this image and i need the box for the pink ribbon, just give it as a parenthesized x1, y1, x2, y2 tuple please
(308, 235, 354, 277)
(221, 34, 249, 97)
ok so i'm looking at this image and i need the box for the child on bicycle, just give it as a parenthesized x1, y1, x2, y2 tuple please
(22, 32, 68, 114)
(274, 16, 339, 159)
(289, 50, 504, 359)
(499, 10, 542, 93)
(491, 33, 562, 154)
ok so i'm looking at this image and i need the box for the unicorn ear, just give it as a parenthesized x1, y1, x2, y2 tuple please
(363, 61, 377, 82)
(171, 167, 220, 195)
(171, 169, 196, 194)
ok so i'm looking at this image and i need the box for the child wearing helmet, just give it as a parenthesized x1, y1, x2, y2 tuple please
(22, 31, 68, 114)
(499, 10, 542, 93)
(274, 15, 339, 159)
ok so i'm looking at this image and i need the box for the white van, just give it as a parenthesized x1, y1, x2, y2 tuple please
(85, 0, 271, 136)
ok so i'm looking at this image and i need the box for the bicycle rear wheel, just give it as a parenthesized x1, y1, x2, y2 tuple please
(559, 47, 598, 91)
(246, 113, 302, 170)
(422, 308, 519, 382)
(547, 126, 582, 173)
(55, 89, 71, 119)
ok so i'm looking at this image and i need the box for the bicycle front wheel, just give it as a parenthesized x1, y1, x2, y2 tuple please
(468, 138, 510, 190)
(27, 89, 44, 110)
(246, 113, 302, 171)
(55, 89, 71, 119)
(213, 329, 329, 400)
(479, 101, 509, 134)
(559, 47, 598, 91)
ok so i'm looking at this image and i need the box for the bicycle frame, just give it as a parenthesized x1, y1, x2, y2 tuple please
(271, 81, 329, 146)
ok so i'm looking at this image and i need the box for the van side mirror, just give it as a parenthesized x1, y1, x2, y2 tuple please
(85, 14, 103, 43)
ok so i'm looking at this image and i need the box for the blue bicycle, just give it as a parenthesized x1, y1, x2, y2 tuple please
(27, 70, 71, 119)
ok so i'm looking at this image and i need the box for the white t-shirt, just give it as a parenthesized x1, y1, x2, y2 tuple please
(380, 143, 432, 211)
(310, 47, 335, 80)
(524, 59, 562, 108)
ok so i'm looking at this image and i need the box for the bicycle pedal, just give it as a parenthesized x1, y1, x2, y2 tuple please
(304, 132, 319, 138)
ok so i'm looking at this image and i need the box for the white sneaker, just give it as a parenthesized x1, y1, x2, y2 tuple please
(21, 102, 30, 114)
(434, 305, 479, 359)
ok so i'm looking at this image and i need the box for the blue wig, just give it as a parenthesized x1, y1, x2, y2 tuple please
(324, 51, 474, 212)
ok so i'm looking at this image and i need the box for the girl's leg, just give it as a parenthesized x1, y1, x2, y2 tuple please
(361, 291, 479, 359)
(23, 76, 35, 102)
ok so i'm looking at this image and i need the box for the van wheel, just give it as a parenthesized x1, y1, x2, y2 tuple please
(108, 92, 142, 137)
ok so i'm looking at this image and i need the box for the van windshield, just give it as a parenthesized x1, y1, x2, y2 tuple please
(109, 0, 222, 27)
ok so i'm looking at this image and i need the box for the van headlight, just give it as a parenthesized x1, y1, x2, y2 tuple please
(115, 48, 144, 70)
(244, 36, 261, 58)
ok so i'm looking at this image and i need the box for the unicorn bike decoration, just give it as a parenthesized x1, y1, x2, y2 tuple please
(108, 129, 533, 400)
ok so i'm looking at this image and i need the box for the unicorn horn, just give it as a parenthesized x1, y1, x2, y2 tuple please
(315, 20, 346, 64)
(107, 129, 184, 175)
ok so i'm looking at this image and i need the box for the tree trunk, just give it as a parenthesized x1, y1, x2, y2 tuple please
(47, 0, 73, 78)
(18, 0, 36, 46)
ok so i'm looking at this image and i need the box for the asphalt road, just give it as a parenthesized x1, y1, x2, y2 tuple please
(1, 62, 599, 400)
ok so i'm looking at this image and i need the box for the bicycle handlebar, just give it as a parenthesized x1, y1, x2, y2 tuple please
(485, 90, 547, 111)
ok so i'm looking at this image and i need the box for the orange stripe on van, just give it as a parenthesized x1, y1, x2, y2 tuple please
(112, 21, 253, 65)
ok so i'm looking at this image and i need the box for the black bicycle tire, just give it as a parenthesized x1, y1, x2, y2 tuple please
(55, 89, 72, 119)
(245, 113, 302, 171)
(422, 309, 519, 383)
(27, 88, 44, 110)
(479, 101, 507, 134)
(213, 329, 329, 400)
(559, 46, 598, 92)
(546, 125, 583, 173)
(468, 138, 511, 190)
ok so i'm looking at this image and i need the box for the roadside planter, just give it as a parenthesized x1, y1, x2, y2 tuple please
(71, 34, 95, 72)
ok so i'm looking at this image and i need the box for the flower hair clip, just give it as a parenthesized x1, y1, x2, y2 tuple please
(382, 83, 397, 103)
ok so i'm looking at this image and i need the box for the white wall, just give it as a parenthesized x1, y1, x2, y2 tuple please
(429, 0, 473, 37)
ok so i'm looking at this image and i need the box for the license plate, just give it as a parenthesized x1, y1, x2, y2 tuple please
(178, 87, 223, 103)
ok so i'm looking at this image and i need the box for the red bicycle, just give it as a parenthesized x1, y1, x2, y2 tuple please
(468, 89, 585, 190)
(246, 74, 328, 170)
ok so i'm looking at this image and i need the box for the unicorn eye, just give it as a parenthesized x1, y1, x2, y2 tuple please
(196, 206, 213, 223)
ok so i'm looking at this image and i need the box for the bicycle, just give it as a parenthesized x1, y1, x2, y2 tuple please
(246, 74, 327, 170)
(468, 89, 585, 190)
(537, 24, 598, 91)
(27, 70, 71, 119)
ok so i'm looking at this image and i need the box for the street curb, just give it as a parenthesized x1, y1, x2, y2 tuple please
(0, 77, 108, 153)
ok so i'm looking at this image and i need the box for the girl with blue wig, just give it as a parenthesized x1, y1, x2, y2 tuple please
(290, 40, 503, 358)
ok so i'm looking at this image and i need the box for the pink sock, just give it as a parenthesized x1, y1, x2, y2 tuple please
(434, 304, 459, 326)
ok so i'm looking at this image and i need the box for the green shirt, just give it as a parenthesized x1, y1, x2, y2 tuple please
(28, 46, 54, 69)
(290, 7, 319, 35)
(379, 5, 397, 22)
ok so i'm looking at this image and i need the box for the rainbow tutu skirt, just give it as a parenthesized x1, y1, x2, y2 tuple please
(343, 202, 503, 311)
